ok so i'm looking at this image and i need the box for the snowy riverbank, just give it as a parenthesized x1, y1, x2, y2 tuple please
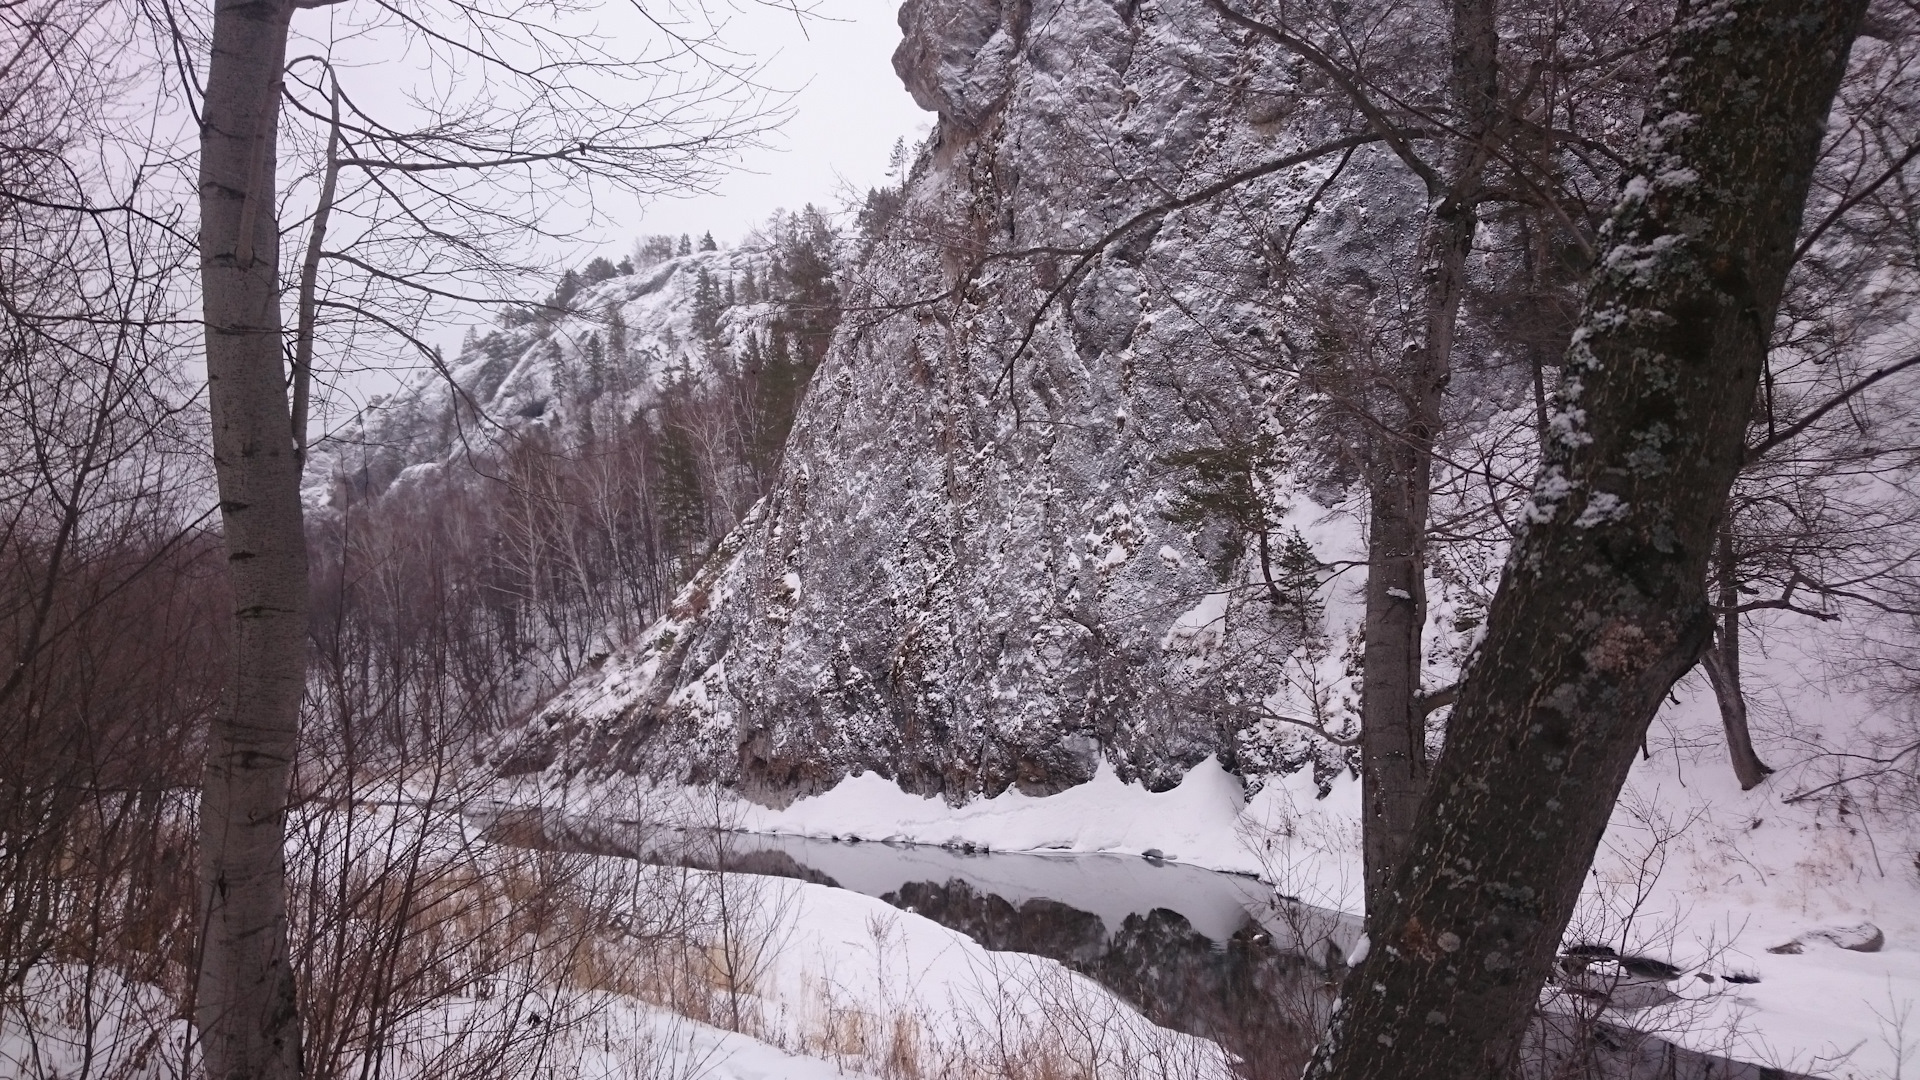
(504, 679, 1920, 1077)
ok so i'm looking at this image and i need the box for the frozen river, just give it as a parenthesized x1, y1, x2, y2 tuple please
(475, 804, 1797, 1080)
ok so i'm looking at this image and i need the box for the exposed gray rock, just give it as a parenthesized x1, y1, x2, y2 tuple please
(503, 0, 1433, 804)
(1767, 922, 1885, 954)
(892, 0, 1030, 134)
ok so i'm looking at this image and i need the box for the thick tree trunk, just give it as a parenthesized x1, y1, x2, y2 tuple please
(1701, 523, 1774, 789)
(196, 1, 306, 1078)
(1358, 0, 1498, 930)
(1308, 1, 1862, 1075)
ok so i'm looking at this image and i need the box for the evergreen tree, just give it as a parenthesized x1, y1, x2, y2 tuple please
(698, 231, 717, 251)
(776, 205, 841, 365)
(653, 417, 707, 564)
(604, 302, 630, 390)
(637, 235, 676, 266)
(675, 233, 692, 256)
(1160, 434, 1293, 590)
(855, 185, 906, 249)
(582, 256, 618, 284)
(746, 329, 810, 481)
(545, 340, 570, 406)
(690, 266, 724, 352)
(742, 330, 764, 375)
(549, 268, 583, 315)
(584, 332, 607, 400)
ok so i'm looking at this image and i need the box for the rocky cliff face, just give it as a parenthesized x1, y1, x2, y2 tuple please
(306, 246, 775, 508)
(501, 0, 1458, 803)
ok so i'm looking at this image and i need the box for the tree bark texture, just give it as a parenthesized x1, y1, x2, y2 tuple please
(197, 1, 306, 1078)
(1701, 523, 1774, 788)
(1309, 1, 1862, 1075)
(1358, 0, 1500, 930)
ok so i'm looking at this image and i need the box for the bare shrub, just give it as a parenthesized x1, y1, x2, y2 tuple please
(0, 5, 213, 1071)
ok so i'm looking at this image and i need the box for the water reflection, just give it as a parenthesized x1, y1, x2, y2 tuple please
(707, 833, 1353, 1078)
(477, 806, 1796, 1080)
(882, 877, 1333, 1078)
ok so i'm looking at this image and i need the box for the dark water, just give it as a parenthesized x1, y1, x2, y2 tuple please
(716, 832, 1354, 1079)
(477, 806, 1792, 1080)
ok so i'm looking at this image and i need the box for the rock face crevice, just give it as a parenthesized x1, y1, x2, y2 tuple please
(509, 0, 1434, 804)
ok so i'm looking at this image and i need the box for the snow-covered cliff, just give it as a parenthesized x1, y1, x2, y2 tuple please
(306, 245, 780, 507)
(499, 0, 1454, 801)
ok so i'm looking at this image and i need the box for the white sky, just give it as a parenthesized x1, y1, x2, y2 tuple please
(66, 0, 932, 420)
(306, 0, 933, 400)
(617, 1, 932, 247)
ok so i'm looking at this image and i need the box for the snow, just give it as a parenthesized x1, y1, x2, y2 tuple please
(531, 753, 1368, 913)
(747, 876, 1228, 1074)
(1573, 490, 1629, 528)
(4, 801, 1230, 1080)
(556, 862, 1236, 1079)
(733, 755, 1255, 871)
(1688, 942, 1920, 1077)
(0, 965, 190, 1080)
(1162, 590, 1231, 655)
(532, 999, 872, 1080)
(302, 245, 783, 511)
(497, 456, 1919, 1076)
(513, 663, 1918, 1076)
(326, 0, 1920, 1069)
(1551, 652, 1920, 1077)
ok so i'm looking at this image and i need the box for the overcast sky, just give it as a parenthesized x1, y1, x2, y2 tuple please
(322, 1, 933, 400)
(624, 1, 932, 247)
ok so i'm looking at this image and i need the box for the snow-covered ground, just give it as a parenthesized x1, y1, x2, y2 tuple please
(0, 970, 866, 1080)
(2, 802, 1225, 1080)
(509, 663, 1920, 1078)
(697, 873, 1231, 1078)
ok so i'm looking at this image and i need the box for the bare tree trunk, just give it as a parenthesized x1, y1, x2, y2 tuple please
(1358, 0, 1498, 931)
(1306, 1, 1863, 1074)
(291, 82, 342, 455)
(1359, 389, 1444, 929)
(196, 1, 306, 1077)
(1701, 522, 1773, 789)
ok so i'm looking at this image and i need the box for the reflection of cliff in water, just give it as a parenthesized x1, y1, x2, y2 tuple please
(885, 879, 1325, 1079)
(476, 809, 1801, 1080)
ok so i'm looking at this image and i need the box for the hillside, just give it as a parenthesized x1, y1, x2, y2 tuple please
(500, 0, 1418, 800)
(472, 1, 1920, 1071)
(306, 241, 812, 511)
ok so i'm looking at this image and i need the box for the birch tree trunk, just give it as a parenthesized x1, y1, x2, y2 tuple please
(196, 1, 306, 1077)
(1309, 0, 1863, 1073)
(1358, 0, 1499, 930)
